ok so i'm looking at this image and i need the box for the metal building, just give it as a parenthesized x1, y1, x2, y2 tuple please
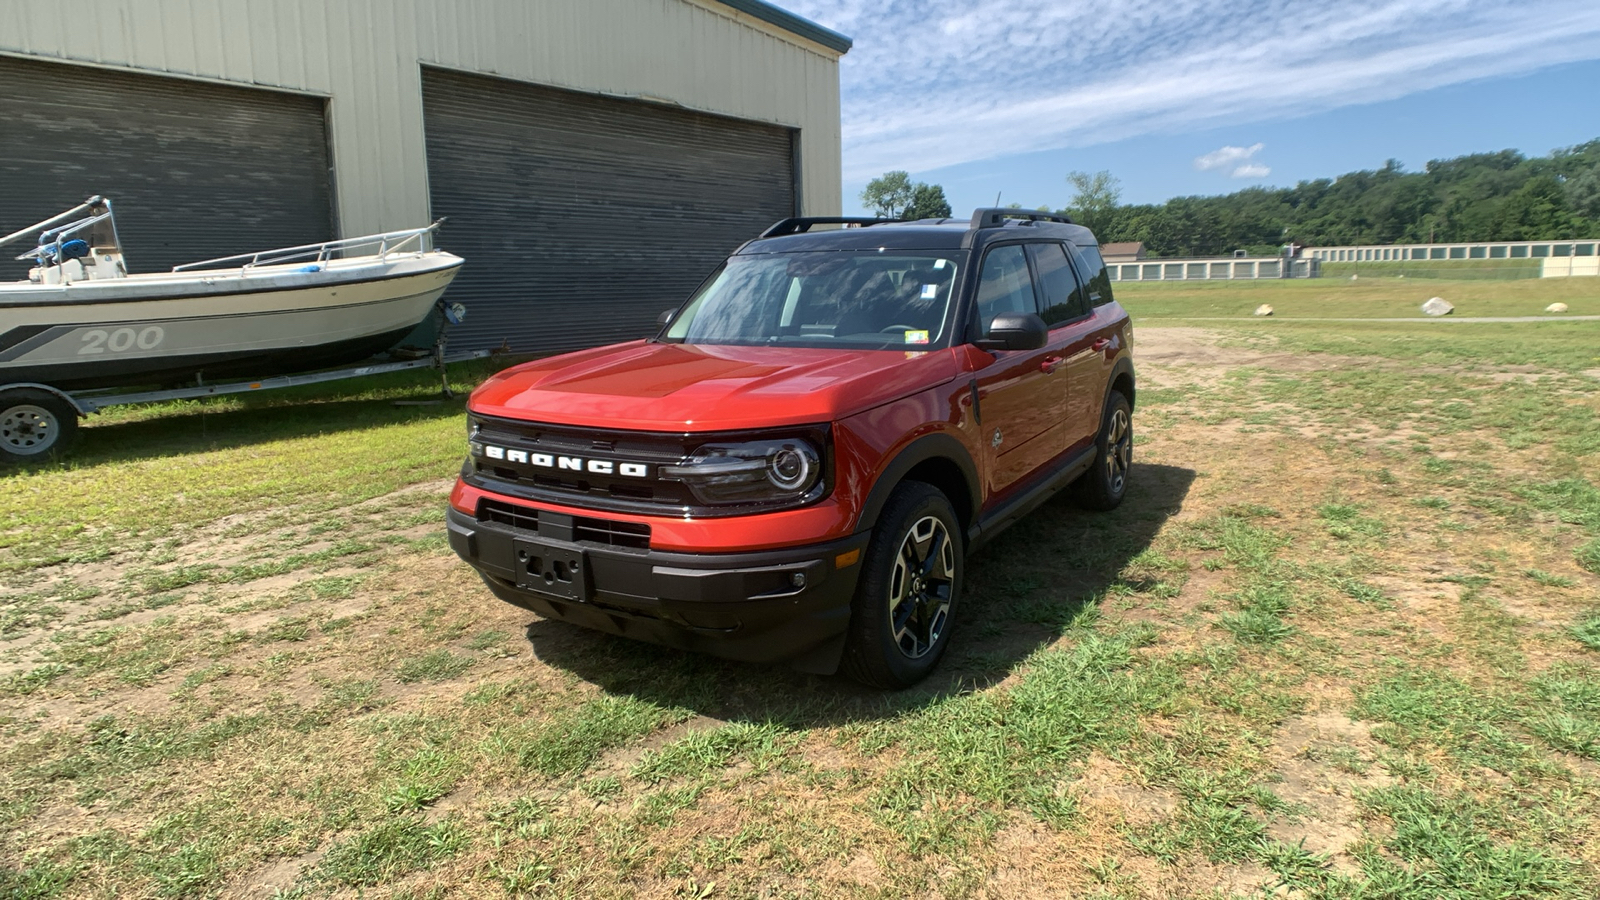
(0, 0, 850, 353)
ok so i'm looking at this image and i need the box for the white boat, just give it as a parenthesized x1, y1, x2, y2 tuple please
(0, 197, 463, 390)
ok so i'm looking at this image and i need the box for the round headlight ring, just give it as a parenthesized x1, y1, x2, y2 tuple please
(767, 445, 812, 491)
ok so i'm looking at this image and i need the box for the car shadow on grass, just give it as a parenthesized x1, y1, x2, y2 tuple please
(521, 462, 1196, 727)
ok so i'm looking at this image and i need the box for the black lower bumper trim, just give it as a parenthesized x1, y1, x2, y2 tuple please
(448, 507, 867, 669)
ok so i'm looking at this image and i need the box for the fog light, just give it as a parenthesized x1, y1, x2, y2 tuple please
(790, 572, 807, 589)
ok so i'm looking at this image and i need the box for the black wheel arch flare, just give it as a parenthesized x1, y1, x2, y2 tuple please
(853, 432, 981, 539)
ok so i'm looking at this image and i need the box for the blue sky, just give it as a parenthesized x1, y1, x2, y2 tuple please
(779, 0, 1600, 215)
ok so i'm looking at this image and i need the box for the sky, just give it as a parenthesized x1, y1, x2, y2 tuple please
(777, 0, 1600, 215)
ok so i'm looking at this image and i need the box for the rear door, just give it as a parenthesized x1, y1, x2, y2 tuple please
(1061, 243, 1126, 451)
(971, 243, 1063, 497)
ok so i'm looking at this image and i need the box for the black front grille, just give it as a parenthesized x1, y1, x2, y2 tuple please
(469, 415, 697, 513)
(479, 499, 539, 532)
(574, 516, 652, 549)
(464, 414, 833, 518)
(478, 498, 650, 551)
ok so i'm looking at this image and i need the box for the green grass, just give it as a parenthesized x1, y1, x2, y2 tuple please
(1321, 256, 1545, 280)
(1115, 273, 1600, 318)
(314, 816, 468, 886)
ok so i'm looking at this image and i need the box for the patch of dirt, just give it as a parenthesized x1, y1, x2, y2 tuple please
(226, 846, 326, 899)
(1135, 326, 1366, 391)
(586, 713, 728, 783)
(1076, 753, 1179, 824)
(1265, 713, 1394, 873)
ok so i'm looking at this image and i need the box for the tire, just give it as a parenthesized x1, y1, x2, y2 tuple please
(841, 481, 964, 689)
(0, 389, 79, 464)
(1073, 390, 1132, 511)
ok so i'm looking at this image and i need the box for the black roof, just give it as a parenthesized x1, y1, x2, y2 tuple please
(737, 209, 1097, 254)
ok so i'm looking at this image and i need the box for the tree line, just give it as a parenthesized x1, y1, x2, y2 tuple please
(865, 139, 1600, 258)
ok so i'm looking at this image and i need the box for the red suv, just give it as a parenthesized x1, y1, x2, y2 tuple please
(448, 208, 1134, 687)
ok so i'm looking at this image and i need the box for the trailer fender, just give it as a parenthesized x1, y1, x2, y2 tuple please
(0, 383, 89, 417)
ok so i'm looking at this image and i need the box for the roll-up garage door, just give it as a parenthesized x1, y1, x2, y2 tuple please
(0, 55, 333, 278)
(421, 68, 796, 354)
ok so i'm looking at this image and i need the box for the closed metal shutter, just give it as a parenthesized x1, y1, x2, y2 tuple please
(0, 55, 333, 277)
(421, 68, 796, 354)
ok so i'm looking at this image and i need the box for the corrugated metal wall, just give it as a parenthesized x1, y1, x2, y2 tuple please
(0, 54, 332, 277)
(0, 0, 844, 238)
(422, 69, 794, 354)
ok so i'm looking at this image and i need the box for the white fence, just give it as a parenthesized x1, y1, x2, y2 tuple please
(1108, 257, 1320, 282)
(1308, 239, 1598, 266)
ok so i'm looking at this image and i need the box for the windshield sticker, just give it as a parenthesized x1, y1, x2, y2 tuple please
(920, 284, 938, 299)
(933, 259, 947, 269)
(905, 330, 930, 344)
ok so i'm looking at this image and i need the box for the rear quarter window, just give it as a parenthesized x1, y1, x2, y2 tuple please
(1072, 244, 1114, 308)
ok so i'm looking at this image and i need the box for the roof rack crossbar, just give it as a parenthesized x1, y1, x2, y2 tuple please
(759, 217, 895, 239)
(969, 208, 1074, 229)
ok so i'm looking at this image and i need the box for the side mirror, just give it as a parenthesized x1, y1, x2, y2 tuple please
(973, 312, 1047, 352)
(656, 307, 678, 328)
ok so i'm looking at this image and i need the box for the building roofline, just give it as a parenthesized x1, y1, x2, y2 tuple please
(711, 0, 852, 53)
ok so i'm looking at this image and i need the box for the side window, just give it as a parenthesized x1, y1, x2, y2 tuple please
(973, 244, 1037, 336)
(1071, 244, 1115, 308)
(1028, 243, 1087, 326)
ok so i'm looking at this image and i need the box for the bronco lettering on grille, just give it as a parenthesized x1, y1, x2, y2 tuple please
(478, 444, 651, 478)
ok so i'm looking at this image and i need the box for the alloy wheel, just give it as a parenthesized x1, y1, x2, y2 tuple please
(887, 515, 956, 659)
(1105, 407, 1131, 495)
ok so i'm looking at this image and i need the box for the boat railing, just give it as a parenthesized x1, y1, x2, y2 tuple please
(2, 197, 114, 263)
(171, 221, 444, 273)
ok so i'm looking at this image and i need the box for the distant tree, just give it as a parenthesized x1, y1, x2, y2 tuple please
(988, 139, 1600, 257)
(860, 171, 916, 218)
(1567, 168, 1600, 220)
(904, 183, 952, 220)
(1064, 170, 1122, 232)
(861, 171, 953, 220)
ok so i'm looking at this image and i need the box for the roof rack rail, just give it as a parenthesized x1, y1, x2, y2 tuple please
(969, 208, 1074, 229)
(759, 217, 896, 239)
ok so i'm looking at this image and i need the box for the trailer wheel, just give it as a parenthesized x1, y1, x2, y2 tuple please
(0, 389, 79, 464)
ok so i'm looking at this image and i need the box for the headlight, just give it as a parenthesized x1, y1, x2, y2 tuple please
(661, 438, 823, 506)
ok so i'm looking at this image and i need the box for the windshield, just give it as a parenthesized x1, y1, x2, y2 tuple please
(662, 251, 962, 349)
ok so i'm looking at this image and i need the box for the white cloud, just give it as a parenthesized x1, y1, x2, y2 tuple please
(1231, 163, 1272, 178)
(1195, 143, 1264, 172)
(779, 0, 1600, 182)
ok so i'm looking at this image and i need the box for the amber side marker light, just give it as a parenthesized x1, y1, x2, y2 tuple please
(835, 549, 860, 569)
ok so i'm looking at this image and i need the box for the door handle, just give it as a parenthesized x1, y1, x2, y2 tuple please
(1091, 337, 1112, 352)
(1040, 356, 1064, 374)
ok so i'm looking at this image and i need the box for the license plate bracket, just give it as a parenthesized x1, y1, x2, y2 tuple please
(512, 538, 590, 602)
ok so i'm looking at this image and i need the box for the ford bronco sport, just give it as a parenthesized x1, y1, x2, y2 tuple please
(448, 208, 1134, 688)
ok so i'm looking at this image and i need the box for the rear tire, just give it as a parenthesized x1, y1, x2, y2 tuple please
(0, 389, 79, 464)
(1073, 390, 1131, 511)
(841, 481, 964, 689)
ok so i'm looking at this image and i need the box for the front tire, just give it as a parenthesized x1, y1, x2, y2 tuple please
(841, 481, 964, 689)
(0, 389, 79, 464)
(1074, 390, 1132, 511)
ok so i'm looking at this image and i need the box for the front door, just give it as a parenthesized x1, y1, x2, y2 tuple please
(971, 243, 1063, 497)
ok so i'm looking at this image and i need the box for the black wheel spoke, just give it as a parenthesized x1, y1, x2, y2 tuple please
(920, 529, 946, 579)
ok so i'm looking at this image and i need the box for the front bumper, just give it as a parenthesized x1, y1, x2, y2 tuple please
(447, 506, 868, 670)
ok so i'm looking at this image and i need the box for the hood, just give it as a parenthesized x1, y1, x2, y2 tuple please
(469, 341, 960, 431)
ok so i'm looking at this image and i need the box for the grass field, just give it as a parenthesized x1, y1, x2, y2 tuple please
(1112, 275, 1599, 319)
(1319, 259, 1546, 281)
(3, 278, 1600, 898)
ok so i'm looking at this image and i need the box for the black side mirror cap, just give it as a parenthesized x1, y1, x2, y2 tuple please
(973, 312, 1048, 352)
(656, 307, 678, 328)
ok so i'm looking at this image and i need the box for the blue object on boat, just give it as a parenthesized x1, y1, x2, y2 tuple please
(297, 264, 323, 273)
